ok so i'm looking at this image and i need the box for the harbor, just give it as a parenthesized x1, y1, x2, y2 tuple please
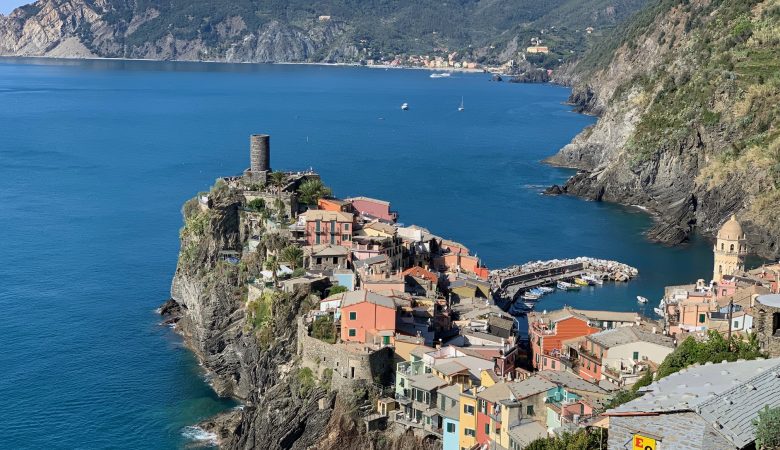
(489, 257, 639, 313)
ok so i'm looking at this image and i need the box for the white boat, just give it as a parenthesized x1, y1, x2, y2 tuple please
(654, 307, 664, 316)
(557, 281, 571, 291)
(458, 97, 465, 112)
(401, 102, 409, 110)
(582, 275, 602, 285)
(430, 73, 451, 78)
(522, 293, 540, 300)
(637, 295, 649, 304)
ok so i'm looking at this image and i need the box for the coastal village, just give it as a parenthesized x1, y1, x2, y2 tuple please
(203, 134, 780, 450)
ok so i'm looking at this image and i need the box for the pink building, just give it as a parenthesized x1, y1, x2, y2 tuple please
(340, 290, 397, 345)
(301, 210, 354, 246)
(346, 196, 398, 222)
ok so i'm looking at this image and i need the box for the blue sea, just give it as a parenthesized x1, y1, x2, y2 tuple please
(0, 58, 712, 448)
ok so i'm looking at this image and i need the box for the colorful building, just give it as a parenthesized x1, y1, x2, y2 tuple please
(340, 290, 396, 345)
(300, 210, 354, 246)
(347, 196, 398, 222)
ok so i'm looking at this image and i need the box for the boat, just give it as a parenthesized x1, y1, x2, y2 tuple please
(458, 97, 465, 112)
(430, 73, 451, 78)
(523, 301, 536, 309)
(637, 296, 649, 304)
(654, 307, 664, 316)
(557, 281, 571, 291)
(401, 103, 409, 110)
(538, 286, 555, 294)
(522, 293, 540, 300)
(582, 275, 602, 285)
(567, 284, 581, 291)
(574, 278, 590, 286)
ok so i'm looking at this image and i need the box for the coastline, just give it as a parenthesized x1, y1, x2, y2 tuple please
(0, 54, 486, 74)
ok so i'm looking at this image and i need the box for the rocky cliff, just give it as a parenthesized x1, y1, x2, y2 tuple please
(548, 0, 780, 258)
(0, 0, 647, 64)
(160, 181, 434, 449)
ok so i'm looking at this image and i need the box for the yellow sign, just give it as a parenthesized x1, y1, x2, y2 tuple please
(632, 434, 656, 450)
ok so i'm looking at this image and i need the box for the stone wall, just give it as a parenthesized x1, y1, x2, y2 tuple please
(297, 317, 393, 391)
(756, 302, 780, 357)
(608, 412, 733, 450)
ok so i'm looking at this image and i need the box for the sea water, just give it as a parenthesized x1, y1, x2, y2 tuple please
(0, 58, 711, 448)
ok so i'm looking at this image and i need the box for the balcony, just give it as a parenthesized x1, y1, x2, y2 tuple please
(397, 360, 426, 377)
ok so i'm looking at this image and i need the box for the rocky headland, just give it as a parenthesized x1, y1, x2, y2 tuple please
(160, 178, 435, 449)
(546, 0, 780, 259)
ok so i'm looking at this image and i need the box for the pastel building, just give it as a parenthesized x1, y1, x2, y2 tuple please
(347, 196, 398, 222)
(340, 290, 396, 345)
(300, 210, 354, 246)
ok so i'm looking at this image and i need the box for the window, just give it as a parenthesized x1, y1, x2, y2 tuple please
(484, 423, 490, 435)
(479, 399, 487, 414)
(544, 357, 548, 366)
(464, 404, 474, 415)
(551, 360, 556, 369)
(315, 234, 320, 244)
(342, 234, 349, 241)
(699, 313, 706, 323)
(526, 405, 534, 415)
(315, 220, 320, 232)
(348, 328, 356, 337)
(344, 223, 349, 230)
(730, 244, 735, 252)
(399, 378, 404, 387)
(734, 320, 739, 328)
(330, 234, 335, 244)
(332, 257, 338, 264)
(632, 351, 639, 360)
(316, 257, 322, 265)
(349, 311, 357, 320)
(446, 422, 455, 433)
(464, 428, 476, 437)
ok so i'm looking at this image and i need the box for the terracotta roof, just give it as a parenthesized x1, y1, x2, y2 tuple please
(402, 266, 439, 283)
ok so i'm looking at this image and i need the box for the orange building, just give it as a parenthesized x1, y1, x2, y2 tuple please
(317, 198, 353, 213)
(340, 290, 397, 345)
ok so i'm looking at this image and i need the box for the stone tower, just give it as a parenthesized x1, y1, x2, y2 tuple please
(245, 134, 271, 183)
(713, 214, 747, 283)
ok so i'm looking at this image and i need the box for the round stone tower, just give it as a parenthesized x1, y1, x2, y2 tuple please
(245, 134, 271, 183)
(250, 134, 270, 173)
(713, 214, 747, 283)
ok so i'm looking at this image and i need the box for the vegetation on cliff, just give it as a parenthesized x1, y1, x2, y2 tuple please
(1, 0, 648, 66)
(553, 0, 780, 256)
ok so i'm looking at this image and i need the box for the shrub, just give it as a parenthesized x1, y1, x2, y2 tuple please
(297, 367, 316, 397)
(754, 406, 780, 449)
(327, 285, 349, 296)
(311, 315, 336, 344)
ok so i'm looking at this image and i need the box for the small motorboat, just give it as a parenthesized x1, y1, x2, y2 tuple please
(574, 278, 590, 286)
(654, 307, 664, 316)
(538, 286, 554, 294)
(458, 97, 465, 112)
(401, 102, 409, 110)
(522, 293, 540, 300)
(557, 281, 571, 291)
(582, 275, 602, 285)
(637, 296, 649, 304)
(430, 72, 451, 78)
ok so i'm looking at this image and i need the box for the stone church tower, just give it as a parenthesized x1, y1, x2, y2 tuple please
(713, 214, 747, 283)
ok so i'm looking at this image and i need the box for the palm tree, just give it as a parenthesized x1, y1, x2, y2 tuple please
(268, 171, 287, 194)
(265, 255, 280, 286)
(280, 245, 304, 270)
(297, 179, 333, 206)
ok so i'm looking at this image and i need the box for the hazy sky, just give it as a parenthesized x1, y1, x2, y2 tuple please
(1, 0, 26, 14)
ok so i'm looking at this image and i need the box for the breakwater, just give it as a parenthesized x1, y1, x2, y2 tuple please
(490, 257, 639, 301)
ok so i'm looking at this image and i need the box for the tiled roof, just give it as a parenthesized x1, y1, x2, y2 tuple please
(608, 358, 780, 449)
(353, 254, 389, 269)
(587, 326, 675, 349)
(341, 290, 395, 309)
(301, 210, 353, 222)
(363, 221, 397, 235)
(478, 382, 513, 404)
(409, 373, 448, 391)
(507, 377, 556, 400)
(434, 360, 470, 376)
(402, 266, 439, 283)
(507, 420, 547, 447)
(536, 370, 608, 394)
(304, 244, 350, 257)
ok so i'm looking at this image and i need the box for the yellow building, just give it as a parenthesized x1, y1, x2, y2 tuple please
(713, 215, 747, 282)
(459, 387, 478, 449)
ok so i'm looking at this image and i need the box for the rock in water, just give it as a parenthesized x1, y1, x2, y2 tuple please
(544, 184, 564, 195)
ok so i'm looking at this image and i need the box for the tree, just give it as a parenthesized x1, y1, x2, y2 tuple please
(264, 255, 280, 286)
(280, 245, 303, 270)
(526, 429, 605, 450)
(311, 315, 336, 344)
(754, 406, 780, 449)
(327, 285, 348, 296)
(268, 171, 287, 193)
(297, 179, 333, 206)
(261, 232, 288, 255)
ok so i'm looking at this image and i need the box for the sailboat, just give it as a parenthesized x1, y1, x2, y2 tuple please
(458, 97, 465, 112)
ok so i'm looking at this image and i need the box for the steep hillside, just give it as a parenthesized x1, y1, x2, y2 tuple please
(0, 0, 646, 64)
(549, 0, 780, 258)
